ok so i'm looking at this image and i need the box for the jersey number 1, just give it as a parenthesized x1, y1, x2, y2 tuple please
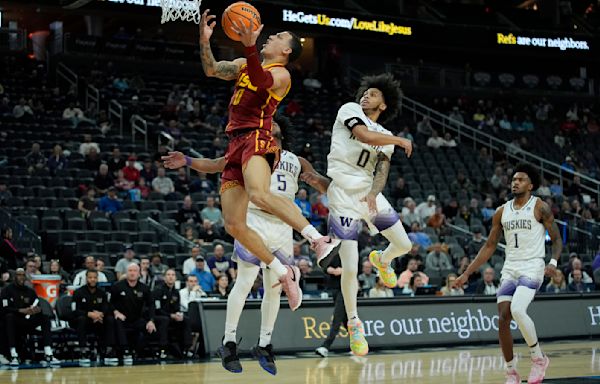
(356, 149, 370, 168)
(514, 233, 519, 248)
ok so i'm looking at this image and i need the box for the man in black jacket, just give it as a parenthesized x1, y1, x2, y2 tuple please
(71, 269, 118, 365)
(153, 269, 194, 358)
(0, 268, 60, 366)
(110, 263, 166, 364)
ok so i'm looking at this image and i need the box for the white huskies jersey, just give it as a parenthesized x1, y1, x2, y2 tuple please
(248, 150, 301, 211)
(327, 102, 395, 192)
(501, 196, 546, 262)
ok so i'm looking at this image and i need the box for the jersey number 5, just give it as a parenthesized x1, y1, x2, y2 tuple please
(356, 149, 370, 168)
(277, 174, 286, 191)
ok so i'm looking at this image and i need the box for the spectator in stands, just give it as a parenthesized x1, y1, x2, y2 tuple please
(562, 156, 576, 173)
(297, 258, 314, 280)
(140, 160, 156, 183)
(441, 133, 457, 148)
(139, 257, 156, 289)
(190, 171, 215, 194)
(174, 168, 190, 195)
(358, 260, 376, 295)
(179, 274, 206, 313)
(0, 96, 10, 117)
(115, 169, 134, 193)
(152, 166, 175, 197)
(84, 147, 102, 171)
(549, 178, 563, 197)
(426, 206, 446, 233)
(543, 270, 567, 293)
(72, 269, 117, 365)
(131, 177, 150, 201)
(567, 269, 587, 292)
(47, 144, 68, 176)
(49, 259, 71, 284)
(122, 155, 140, 183)
(398, 126, 415, 142)
(450, 172, 473, 194)
(426, 130, 445, 149)
(25, 143, 47, 174)
(368, 276, 393, 298)
(403, 272, 425, 296)
(201, 196, 223, 227)
(211, 274, 230, 299)
(190, 256, 215, 293)
(153, 269, 194, 358)
(475, 267, 499, 295)
(391, 178, 410, 202)
(440, 273, 464, 296)
(521, 116, 534, 132)
(208, 244, 236, 281)
(79, 134, 100, 156)
(582, 152, 599, 178)
(567, 258, 593, 284)
(1, 268, 60, 366)
(311, 194, 329, 233)
(465, 227, 485, 259)
(449, 107, 464, 125)
(416, 195, 436, 223)
(107, 147, 126, 177)
(416, 116, 433, 138)
(0, 182, 11, 206)
(112, 77, 129, 92)
(499, 114, 511, 130)
(0, 227, 28, 270)
(204, 105, 223, 130)
(153, 145, 169, 167)
(408, 222, 432, 249)
(401, 198, 421, 227)
(537, 179, 552, 198)
(98, 187, 123, 214)
(115, 245, 139, 280)
(13, 98, 34, 119)
(150, 253, 169, 277)
(197, 219, 220, 243)
(554, 131, 566, 149)
(96, 259, 115, 282)
(565, 175, 583, 200)
(111, 263, 163, 364)
(425, 243, 453, 274)
(490, 166, 504, 191)
(292, 241, 310, 265)
(294, 188, 312, 220)
(94, 164, 114, 194)
(24, 258, 38, 285)
(183, 246, 202, 275)
(443, 198, 459, 220)
(73, 256, 108, 287)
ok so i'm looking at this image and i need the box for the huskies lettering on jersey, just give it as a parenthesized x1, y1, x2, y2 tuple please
(236, 73, 258, 92)
(503, 219, 532, 231)
(340, 217, 354, 227)
(276, 160, 299, 176)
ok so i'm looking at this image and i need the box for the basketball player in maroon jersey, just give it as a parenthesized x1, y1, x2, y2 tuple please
(173, 10, 340, 307)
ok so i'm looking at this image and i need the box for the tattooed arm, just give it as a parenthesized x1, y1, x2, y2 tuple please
(362, 153, 391, 214)
(537, 200, 562, 277)
(199, 9, 246, 80)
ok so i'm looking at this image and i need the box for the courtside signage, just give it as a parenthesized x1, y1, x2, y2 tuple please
(496, 33, 590, 51)
(282, 9, 412, 37)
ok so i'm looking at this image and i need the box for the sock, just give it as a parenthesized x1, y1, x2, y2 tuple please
(301, 225, 323, 242)
(10, 348, 18, 358)
(529, 343, 543, 359)
(259, 326, 273, 348)
(506, 359, 515, 371)
(44, 346, 53, 356)
(380, 222, 412, 264)
(223, 323, 237, 345)
(268, 258, 288, 278)
(339, 240, 360, 324)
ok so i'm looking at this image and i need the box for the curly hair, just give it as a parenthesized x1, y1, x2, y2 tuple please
(355, 73, 402, 124)
(513, 163, 541, 191)
(273, 113, 292, 149)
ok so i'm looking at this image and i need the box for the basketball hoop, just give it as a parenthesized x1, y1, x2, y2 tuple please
(160, 0, 202, 24)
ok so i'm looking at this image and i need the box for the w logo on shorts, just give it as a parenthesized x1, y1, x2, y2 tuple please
(340, 217, 354, 227)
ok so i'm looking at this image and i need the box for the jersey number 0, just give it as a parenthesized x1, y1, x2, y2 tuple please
(356, 149, 370, 168)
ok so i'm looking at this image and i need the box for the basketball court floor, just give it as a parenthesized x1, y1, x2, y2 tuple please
(3, 340, 599, 383)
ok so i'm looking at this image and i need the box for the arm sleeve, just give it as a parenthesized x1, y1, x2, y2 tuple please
(244, 45, 274, 89)
(337, 103, 367, 132)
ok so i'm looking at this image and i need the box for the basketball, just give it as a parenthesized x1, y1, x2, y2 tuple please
(222, 2, 261, 41)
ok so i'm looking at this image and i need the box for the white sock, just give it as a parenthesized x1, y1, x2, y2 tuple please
(339, 240, 359, 322)
(259, 268, 281, 348)
(380, 222, 412, 264)
(10, 348, 18, 358)
(268, 257, 288, 278)
(529, 343, 543, 359)
(44, 346, 53, 356)
(223, 261, 260, 345)
(506, 359, 516, 371)
(301, 225, 323, 242)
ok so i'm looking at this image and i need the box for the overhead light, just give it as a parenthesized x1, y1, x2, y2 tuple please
(300, 37, 306, 43)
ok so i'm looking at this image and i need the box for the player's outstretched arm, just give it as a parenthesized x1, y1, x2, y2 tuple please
(199, 9, 245, 80)
(538, 200, 562, 277)
(352, 125, 413, 157)
(298, 156, 330, 193)
(162, 152, 226, 174)
(453, 207, 504, 288)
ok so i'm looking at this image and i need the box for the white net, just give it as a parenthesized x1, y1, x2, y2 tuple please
(160, 0, 202, 24)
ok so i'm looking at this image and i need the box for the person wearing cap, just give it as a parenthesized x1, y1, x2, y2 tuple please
(98, 187, 123, 214)
(561, 156, 576, 173)
(416, 195, 437, 223)
(0, 268, 60, 366)
(115, 245, 139, 280)
(189, 256, 215, 293)
(466, 227, 486, 261)
(183, 246, 209, 276)
(122, 155, 140, 183)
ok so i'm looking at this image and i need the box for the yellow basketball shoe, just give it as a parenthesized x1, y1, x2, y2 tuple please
(348, 319, 369, 356)
(369, 250, 397, 288)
